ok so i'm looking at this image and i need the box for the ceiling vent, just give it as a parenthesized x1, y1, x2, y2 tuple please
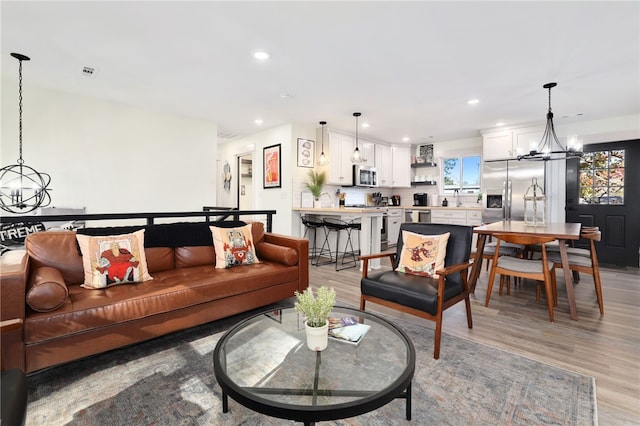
(217, 130, 241, 141)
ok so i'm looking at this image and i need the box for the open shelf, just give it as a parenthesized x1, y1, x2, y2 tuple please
(411, 162, 437, 168)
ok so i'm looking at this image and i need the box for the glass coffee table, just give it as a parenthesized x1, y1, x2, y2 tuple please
(213, 306, 415, 425)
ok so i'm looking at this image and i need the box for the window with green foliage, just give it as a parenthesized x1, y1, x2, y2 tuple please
(579, 149, 624, 205)
(442, 155, 481, 194)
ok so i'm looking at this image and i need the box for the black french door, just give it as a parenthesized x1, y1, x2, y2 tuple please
(565, 139, 640, 267)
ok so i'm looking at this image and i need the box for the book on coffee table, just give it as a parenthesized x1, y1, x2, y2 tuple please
(328, 316, 370, 345)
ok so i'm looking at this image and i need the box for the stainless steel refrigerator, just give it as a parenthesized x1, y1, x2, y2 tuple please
(482, 160, 545, 223)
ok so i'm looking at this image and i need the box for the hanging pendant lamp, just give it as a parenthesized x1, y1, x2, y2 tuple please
(517, 82, 583, 161)
(0, 53, 52, 213)
(317, 121, 328, 166)
(350, 112, 363, 164)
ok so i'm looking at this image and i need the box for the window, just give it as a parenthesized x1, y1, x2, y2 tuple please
(442, 155, 481, 194)
(579, 149, 625, 205)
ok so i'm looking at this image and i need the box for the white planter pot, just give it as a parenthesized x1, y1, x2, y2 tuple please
(313, 199, 322, 208)
(305, 320, 329, 351)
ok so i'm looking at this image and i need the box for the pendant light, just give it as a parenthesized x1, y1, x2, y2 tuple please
(317, 121, 328, 166)
(517, 82, 583, 162)
(350, 112, 363, 164)
(0, 53, 52, 213)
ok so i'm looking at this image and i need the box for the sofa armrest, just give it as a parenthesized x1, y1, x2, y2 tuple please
(256, 242, 298, 265)
(1, 250, 29, 322)
(263, 232, 309, 292)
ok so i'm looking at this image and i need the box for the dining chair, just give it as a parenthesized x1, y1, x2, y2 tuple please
(547, 230, 604, 314)
(359, 223, 473, 359)
(486, 233, 558, 322)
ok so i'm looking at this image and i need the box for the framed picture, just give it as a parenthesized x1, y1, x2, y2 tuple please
(297, 138, 315, 168)
(263, 144, 281, 188)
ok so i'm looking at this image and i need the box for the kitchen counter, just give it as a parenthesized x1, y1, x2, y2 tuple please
(402, 206, 482, 210)
(293, 207, 387, 214)
(293, 207, 385, 269)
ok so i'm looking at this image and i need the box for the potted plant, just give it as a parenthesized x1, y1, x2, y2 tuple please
(305, 170, 327, 208)
(294, 286, 336, 351)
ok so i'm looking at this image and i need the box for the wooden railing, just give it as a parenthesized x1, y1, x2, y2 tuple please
(0, 208, 277, 232)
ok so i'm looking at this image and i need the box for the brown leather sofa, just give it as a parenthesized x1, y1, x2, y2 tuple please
(0, 221, 308, 373)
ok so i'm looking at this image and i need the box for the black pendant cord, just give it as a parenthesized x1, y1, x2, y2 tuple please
(18, 57, 24, 164)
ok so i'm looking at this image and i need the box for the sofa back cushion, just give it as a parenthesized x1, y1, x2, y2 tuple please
(26, 231, 84, 285)
(145, 247, 175, 274)
(175, 246, 216, 268)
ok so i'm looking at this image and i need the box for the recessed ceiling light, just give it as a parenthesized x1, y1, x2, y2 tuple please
(496, 122, 505, 126)
(279, 93, 291, 99)
(361, 123, 370, 128)
(253, 51, 269, 60)
(402, 137, 410, 142)
(254, 119, 263, 125)
(467, 99, 480, 105)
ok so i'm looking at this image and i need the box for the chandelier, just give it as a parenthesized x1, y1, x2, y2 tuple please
(350, 112, 363, 164)
(517, 82, 583, 162)
(0, 53, 52, 213)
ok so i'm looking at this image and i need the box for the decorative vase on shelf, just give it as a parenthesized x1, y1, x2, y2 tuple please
(305, 320, 329, 351)
(314, 199, 322, 208)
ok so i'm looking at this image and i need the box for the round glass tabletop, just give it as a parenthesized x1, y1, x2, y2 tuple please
(213, 306, 415, 424)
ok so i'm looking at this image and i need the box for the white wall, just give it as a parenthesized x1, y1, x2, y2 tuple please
(216, 122, 316, 235)
(1, 79, 218, 216)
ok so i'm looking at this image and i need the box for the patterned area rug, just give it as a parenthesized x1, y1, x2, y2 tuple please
(25, 305, 596, 425)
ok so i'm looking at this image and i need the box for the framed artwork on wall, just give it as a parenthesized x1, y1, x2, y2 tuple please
(297, 138, 315, 168)
(263, 144, 281, 189)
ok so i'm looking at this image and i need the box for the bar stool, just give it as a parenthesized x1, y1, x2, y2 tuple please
(316, 217, 359, 271)
(300, 215, 325, 265)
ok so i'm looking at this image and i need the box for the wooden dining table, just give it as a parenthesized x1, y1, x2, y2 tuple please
(469, 221, 582, 320)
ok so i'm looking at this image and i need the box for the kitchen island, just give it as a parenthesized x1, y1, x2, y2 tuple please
(293, 207, 386, 270)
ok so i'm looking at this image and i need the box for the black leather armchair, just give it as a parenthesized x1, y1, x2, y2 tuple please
(359, 223, 473, 359)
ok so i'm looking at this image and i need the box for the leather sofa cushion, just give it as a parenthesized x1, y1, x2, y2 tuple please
(26, 232, 84, 285)
(256, 242, 298, 265)
(175, 246, 216, 268)
(145, 247, 175, 274)
(23, 261, 299, 344)
(26, 266, 69, 312)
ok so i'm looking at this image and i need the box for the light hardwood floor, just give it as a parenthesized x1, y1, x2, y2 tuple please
(309, 256, 640, 425)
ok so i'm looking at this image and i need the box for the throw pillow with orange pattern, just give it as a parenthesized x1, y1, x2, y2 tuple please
(210, 223, 260, 268)
(395, 231, 450, 278)
(76, 230, 152, 289)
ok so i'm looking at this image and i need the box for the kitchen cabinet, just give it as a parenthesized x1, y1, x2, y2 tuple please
(359, 139, 375, 165)
(375, 144, 392, 187)
(327, 131, 354, 185)
(482, 124, 544, 160)
(391, 145, 411, 187)
(431, 209, 468, 225)
(387, 208, 403, 247)
(482, 130, 513, 161)
(432, 209, 482, 247)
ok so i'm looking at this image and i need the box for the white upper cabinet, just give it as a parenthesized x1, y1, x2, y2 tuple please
(375, 144, 392, 187)
(391, 145, 411, 187)
(482, 130, 513, 160)
(513, 125, 544, 157)
(327, 131, 355, 185)
(482, 125, 545, 160)
(359, 139, 375, 165)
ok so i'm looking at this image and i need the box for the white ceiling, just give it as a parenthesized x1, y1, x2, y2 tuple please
(2, 1, 639, 144)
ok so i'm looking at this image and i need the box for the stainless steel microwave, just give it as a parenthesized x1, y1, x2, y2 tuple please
(353, 165, 378, 187)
